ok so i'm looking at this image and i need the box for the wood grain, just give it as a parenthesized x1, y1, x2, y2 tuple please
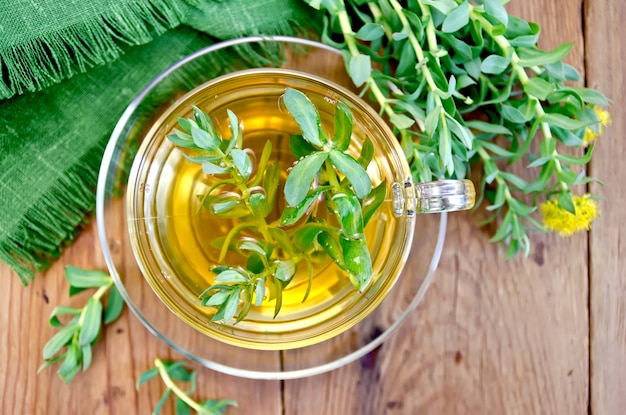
(283, 1, 590, 414)
(586, 1, 626, 414)
(1, 0, 624, 414)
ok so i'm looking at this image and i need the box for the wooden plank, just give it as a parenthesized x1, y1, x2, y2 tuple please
(283, 0, 590, 413)
(586, 0, 626, 413)
(0, 223, 283, 414)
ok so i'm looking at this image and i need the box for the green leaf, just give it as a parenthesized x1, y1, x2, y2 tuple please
(193, 106, 217, 137)
(202, 161, 229, 175)
(227, 109, 239, 142)
(357, 137, 375, 168)
(284, 152, 328, 206)
(480, 55, 511, 75)
(424, 107, 441, 136)
(348, 53, 372, 87)
(485, 0, 508, 26)
(284, 87, 323, 147)
(501, 104, 528, 123)
(81, 344, 93, 372)
(58, 343, 80, 383)
(543, 113, 592, 130)
(212, 287, 241, 322)
(329, 150, 372, 199)
(332, 102, 353, 151)
(356, 23, 385, 40)
(333, 193, 364, 238)
(466, 120, 512, 136)
(248, 140, 272, 187)
(103, 285, 124, 324)
(43, 323, 80, 359)
(165, 361, 193, 382)
(255, 279, 266, 307)
(446, 115, 473, 150)
(523, 77, 554, 100)
(363, 182, 387, 226)
(423, 0, 458, 15)
(231, 149, 252, 179)
(318, 231, 345, 270)
(136, 367, 159, 388)
(176, 398, 191, 415)
(280, 186, 328, 226)
(202, 291, 230, 307)
(215, 270, 248, 283)
(517, 42, 573, 67)
(191, 124, 220, 152)
(166, 130, 197, 149)
(65, 266, 111, 289)
(558, 86, 609, 106)
(177, 117, 194, 133)
(290, 134, 317, 159)
(442, 1, 469, 33)
(49, 306, 81, 328)
(276, 260, 297, 282)
(293, 224, 327, 251)
(154, 389, 172, 415)
(340, 238, 373, 292)
(558, 192, 576, 215)
(239, 241, 266, 256)
(78, 298, 103, 346)
(439, 124, 453, 175)
(200, 399, 238, 414)
(389, 113, 415, 129)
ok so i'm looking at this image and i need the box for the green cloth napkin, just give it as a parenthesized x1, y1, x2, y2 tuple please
(0, 0, 318, 284)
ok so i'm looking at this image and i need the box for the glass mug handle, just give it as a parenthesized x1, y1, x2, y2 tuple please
(392, 179, 476, 217)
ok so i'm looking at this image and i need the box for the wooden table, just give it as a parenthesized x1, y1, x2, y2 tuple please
(2, 0, 624, 413)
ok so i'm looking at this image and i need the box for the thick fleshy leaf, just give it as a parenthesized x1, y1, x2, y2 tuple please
(284, 152, 328, 206)
(348, 53, 371, 87)
(289, 134, 317, 159)
(280, 186, 328, 226)
(65, 266, 111, 288)
(103, 285, 124, 324)
(215, 269, 248, 283)
(317, 231, 345, 270)
(276, 260, 297, 282)
(442, 1, 469, 33)
(191, 124, 220, 152)
(340, 237, 373, 292)
(42, 324, 80, 359)
(332, 193, 364, 239)
(78, 298, 103, 346)
(284, 88, 323, 147)
(329, 150, 371, 199)
(332, 102, 353, 151)
(231, 149, 252, 179)
(363, 182, 387, 226)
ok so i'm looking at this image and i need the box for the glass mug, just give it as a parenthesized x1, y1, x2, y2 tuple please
(124, 68, 475, 350)
(97, 36, 474, 378)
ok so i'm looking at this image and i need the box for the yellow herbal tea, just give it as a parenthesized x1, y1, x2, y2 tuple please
(126, 69, 414, 350)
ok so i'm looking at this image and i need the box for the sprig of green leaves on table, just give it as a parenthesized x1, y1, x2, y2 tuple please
(39, 265, 124, 383)
(167, 88, 385, 323)
(307, 0, 609, 256)
(137, 358, 237, 415)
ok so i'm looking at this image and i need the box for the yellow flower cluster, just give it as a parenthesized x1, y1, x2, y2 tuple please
(540, 194, 599, 236)
(583, 107, 611, 147)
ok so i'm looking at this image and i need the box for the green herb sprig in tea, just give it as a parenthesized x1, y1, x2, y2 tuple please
(166, 88, 386, 323)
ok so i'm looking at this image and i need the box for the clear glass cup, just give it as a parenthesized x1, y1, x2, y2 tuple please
(97, 36, 474, 379)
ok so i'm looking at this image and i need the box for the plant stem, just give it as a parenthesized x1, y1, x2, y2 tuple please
(335, 2, 395, 119)
(154, 359, 209, 414)
(470, 8, 568, 192)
